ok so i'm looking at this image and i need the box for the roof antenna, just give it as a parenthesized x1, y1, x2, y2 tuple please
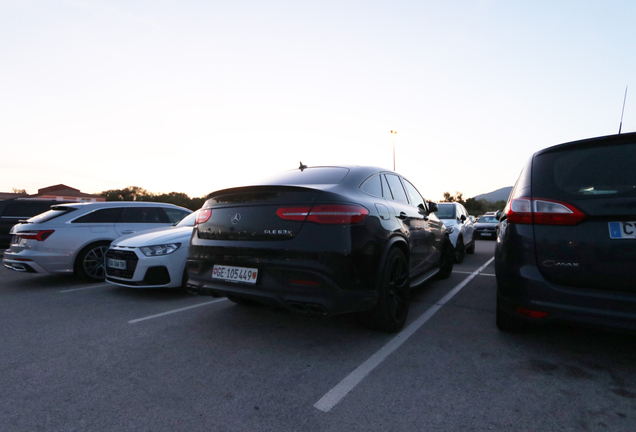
(299, 161, 307, 171)
(619, 85, 628, 134)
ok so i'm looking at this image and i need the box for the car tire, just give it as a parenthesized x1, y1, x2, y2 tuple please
(454, 237, 465, 263)
(436, 236, 454, 280)
(76, 241, 111, 282)
(466, 239, 475, 254)
(360, 248, 410, 332)
(226, 294, 260, 306)
(496, 297, 527, 333)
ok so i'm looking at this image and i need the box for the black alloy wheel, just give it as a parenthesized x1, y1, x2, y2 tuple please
(360, 248, 410, 332)
(454, 237, 465, 263)
(76, 241, 110, 282)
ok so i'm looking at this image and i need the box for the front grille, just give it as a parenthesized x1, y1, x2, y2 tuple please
(105, 249, 139, 279)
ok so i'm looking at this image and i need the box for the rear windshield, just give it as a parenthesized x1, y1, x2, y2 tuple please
(435, 204, 456, 219)
(533, 141, 636, 200)
(258, 167, 349, 185)
(27, 208, 77, 223)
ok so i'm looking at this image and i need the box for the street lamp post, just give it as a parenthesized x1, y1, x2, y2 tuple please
(391, 130, 397, 171)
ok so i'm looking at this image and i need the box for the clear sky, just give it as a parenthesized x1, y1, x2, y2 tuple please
(1, 1, 634, 201)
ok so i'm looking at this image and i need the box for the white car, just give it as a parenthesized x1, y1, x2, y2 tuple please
(105, 210, 198, 289)
(3, 202, 192, 281)
(435, 202, 475, 263)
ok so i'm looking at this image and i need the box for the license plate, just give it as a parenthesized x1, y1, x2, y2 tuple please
(212, 265, 258, 284)
(107, 258, 127, 270)
(609, 222, 636, 239)
(480, 232, 493, 237)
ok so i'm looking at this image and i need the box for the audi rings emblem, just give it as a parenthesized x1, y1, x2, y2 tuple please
(231, 213, 242, 225)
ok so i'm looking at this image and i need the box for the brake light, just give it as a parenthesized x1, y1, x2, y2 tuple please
(505, 199, 532, 224)
(16, 230, 54, 241)
(195, 209, 212, 225)
(515, 307, 549, 319)
(505, 198, 585, 226)
(277, 204, 369, 224)
(532, 199, 586, 225)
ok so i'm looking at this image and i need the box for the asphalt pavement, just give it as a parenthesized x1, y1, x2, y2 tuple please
(1, 241, 635, 431)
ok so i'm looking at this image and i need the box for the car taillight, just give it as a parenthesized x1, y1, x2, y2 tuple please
(195, 209, 212, 225)
(505, 198, 585, 226)
(277, 204, 369, 224)
(16, 230, 55, 241)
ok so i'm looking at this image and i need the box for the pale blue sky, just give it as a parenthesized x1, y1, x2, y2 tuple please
(1, 0, 634, 200)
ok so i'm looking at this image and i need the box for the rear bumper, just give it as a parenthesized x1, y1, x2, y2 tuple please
(186, 251, 379, 315)
(496, 264, 636, 331)
(3, 250, 74, 275)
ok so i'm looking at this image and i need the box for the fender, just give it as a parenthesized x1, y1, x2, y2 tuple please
(373, 234, 410, 289)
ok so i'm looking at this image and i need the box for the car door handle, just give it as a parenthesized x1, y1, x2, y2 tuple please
(121, 230, 135, 234)
(397, 212, 408, 220)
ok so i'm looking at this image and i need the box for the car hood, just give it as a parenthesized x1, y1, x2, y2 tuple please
(113, 226, 194, 247)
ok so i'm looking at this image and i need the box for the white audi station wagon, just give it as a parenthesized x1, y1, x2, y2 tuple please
(3, 202, 191, 281)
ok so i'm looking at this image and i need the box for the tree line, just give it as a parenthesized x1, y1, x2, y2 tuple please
(441, 191, 505, 216)
(100, 186, 207, 211)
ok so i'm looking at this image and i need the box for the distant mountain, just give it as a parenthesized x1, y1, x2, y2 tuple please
(473, 186, 513, 203)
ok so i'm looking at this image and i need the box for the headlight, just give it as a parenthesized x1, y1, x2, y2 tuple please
(445, 225, 455, 234)
(140, 243, 181, 256)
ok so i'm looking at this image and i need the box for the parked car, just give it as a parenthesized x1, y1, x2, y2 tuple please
(105, 210, 199, 289)
(473, 215, 498, 240)
(0, 199, 74, 249)
(434, 202, 475, 262)
(186, 165, 454, 332)
(3, 202, 192, 281)
(495, 132, 636, 332)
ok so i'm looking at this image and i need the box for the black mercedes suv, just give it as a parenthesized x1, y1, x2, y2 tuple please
(186, 165, 454, 332)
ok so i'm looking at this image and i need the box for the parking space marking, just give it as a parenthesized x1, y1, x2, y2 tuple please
(314, 257, 495, 413)
(453, 271, 495, 276)
(60, 283, 111, 293)
(128, 298, 228, 324)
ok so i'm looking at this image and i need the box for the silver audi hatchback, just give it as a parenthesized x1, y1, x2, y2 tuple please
(3, 202, 191, 281)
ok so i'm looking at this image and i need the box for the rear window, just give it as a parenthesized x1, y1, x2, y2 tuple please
(533, 141, 636, 200)
(27, 208, 77, 223)
(258, 167, 349, 185)
(435, 204, 456, 219)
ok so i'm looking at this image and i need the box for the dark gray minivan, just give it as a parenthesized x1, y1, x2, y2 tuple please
(495, 132, 636, 332)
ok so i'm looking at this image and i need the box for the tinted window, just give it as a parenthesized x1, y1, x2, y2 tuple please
(73, 208, 123, 223)
(402, 179, 425, 208)
(360, 175, 383, 197)
(533, 141, 636, 199)
(164, 208, 191, 224)
(121, 207, 165, 223)
(258, 167, 349, 185)
(2, 201, 55, 217)
(28, 208, 77, 223)
(385, 175, 408, 203)
(435, 203, 456, 219)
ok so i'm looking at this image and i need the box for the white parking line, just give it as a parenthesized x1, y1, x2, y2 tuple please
(314, 257, 495, 413)
(453, 271, 495, 277)
(128, 298, 228, 324)
(60, 283, 111, 293)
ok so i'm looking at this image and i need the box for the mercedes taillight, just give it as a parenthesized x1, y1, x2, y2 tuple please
(277, 204, 369, 224)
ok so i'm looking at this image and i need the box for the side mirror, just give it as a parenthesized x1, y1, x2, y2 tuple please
(495, 210, 503, 221)
(460, 214, 466, 222)
(427, 201, 438, 213)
